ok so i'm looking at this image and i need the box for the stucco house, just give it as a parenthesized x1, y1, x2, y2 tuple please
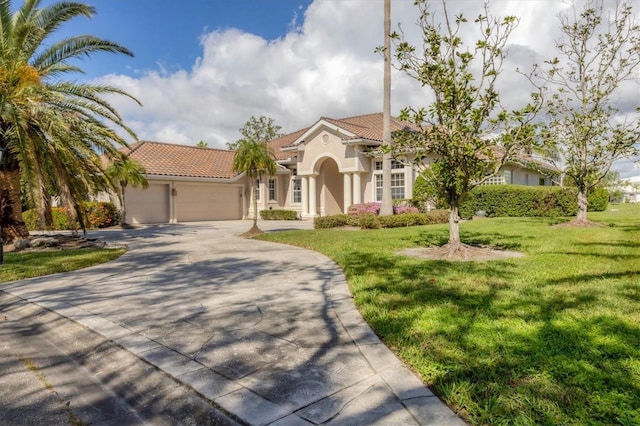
(121, 113, 556, 224)
(619, 175, 640, 203)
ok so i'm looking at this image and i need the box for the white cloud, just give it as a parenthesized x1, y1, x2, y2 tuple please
(98, 0, 638, 175)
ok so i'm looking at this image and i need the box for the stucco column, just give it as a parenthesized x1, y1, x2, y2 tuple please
(309, 175, 317, 217)
(352, 173, 362, 204)
(343, 173, 352, 213)
(405, 167, 413, 199)
(301, 176, 309, 216)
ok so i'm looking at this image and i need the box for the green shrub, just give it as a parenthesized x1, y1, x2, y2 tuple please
(412, 169, 448, 210)
(25, 202, 120, 231)
(260, 209, 298, 220)
(378, 213, 424, 228)
(460, 185, 609, 218)
(378, 210, 450, 228)
(588, 187, 609, 212)
(358, 213, 381, 229)
(22, 209, 37, 230)
(424, 209, 450, 224)
(23, 207, 74, 230)
(314, 214, 353, 229)
(314, 209, 449, 229)
(459, 185, 578, 218)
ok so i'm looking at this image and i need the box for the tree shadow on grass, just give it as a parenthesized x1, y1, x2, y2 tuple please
(338, 248, 640, 425)
(546, 250, 640, 261)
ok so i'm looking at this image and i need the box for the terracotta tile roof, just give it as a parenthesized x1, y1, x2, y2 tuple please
(267, 127, 309, 160)
(124, 141, 238, 179)
(323, 112, 417, 142)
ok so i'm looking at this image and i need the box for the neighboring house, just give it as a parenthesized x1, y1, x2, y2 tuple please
(619, 175, 640, 203)
(122, 113, 556, 224)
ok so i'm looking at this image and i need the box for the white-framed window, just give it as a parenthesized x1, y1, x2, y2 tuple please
(374, 159, 404, 171)
(483, 174, 506, 185)
(373, 158, 405, 201)
(482, 170, 511, 185)
(268, 178, 277, 202)
(292, 177, 302, 204)
(375, 173, 405, 201)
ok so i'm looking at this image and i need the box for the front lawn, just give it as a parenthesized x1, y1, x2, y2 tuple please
(0, 248, 126, 283)
(258, 204, 640, 425)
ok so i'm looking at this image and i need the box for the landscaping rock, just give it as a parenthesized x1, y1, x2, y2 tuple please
(79, 240, 106, 249)
(13, 239, 32, 250)
(30, 237, 60, 248)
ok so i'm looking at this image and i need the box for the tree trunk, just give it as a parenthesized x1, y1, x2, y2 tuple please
(0, 169, 30, 243)
(379, 0, 394, 217)
(121, 184, 127, 225)
(252, 180, 259, 229)
(448, 203, 462, 251)
(576, 189, 588, 222)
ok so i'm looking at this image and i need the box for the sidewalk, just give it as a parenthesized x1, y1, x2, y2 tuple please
(2, 221, 465, 425)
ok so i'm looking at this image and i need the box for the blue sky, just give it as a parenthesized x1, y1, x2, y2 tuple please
(37, 0, 313, 79)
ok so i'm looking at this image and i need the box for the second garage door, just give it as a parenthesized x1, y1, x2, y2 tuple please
(177, 184, 241, 221)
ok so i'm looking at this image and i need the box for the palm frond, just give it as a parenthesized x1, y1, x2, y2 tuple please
(33, 35, 133, 72)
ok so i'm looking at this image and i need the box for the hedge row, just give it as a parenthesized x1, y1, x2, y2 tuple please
(23, 202, 120, 230)
(314, 209, 449, 229)
(459, 185, 608, 218)
(259, 209, 298, 220)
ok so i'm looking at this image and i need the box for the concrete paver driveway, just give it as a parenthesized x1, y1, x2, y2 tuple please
(3, 221, 464, 425)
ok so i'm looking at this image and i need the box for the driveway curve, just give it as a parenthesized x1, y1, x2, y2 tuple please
(3, 221, 464, 425)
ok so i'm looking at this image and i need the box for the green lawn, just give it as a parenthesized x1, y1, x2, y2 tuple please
(258, 204, 640, 425)
(0, 248, 126, 283)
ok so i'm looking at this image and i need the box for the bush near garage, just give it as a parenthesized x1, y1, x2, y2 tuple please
(84, 202, 120, 228)
(259, 209, 298, 220)
(23, 202, 120, 230)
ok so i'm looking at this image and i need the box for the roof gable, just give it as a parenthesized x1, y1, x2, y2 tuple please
(267, 128, 309, 160)
(284, 112, 417, 148)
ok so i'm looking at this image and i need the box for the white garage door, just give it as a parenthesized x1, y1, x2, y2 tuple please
(125, 184, 170, 224)
(177, 184, 241, 221)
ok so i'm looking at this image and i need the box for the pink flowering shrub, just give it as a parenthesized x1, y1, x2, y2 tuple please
(393, 205, 419, 214)
(348, 202, 419, 216)
(348, 202, 381, 216)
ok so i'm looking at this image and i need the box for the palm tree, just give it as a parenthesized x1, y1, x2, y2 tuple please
(0, 0, 140, 243)
(379, 0, 393, 216)
(105, 155, 148, 225)
(232, 139, 277, 235)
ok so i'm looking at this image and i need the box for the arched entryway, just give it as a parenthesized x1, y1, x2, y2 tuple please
(316, 157, 343, 216)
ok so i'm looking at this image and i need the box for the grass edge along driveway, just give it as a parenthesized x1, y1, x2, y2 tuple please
(258, 204, 640, 426)
(0, 248, 126, 283)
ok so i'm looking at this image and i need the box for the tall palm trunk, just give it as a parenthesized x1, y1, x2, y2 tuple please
(252, 180, 258, 228)
(120, 181, 128, 225)
(0, 169, 30, 243)
(380, 0, 394, 216)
